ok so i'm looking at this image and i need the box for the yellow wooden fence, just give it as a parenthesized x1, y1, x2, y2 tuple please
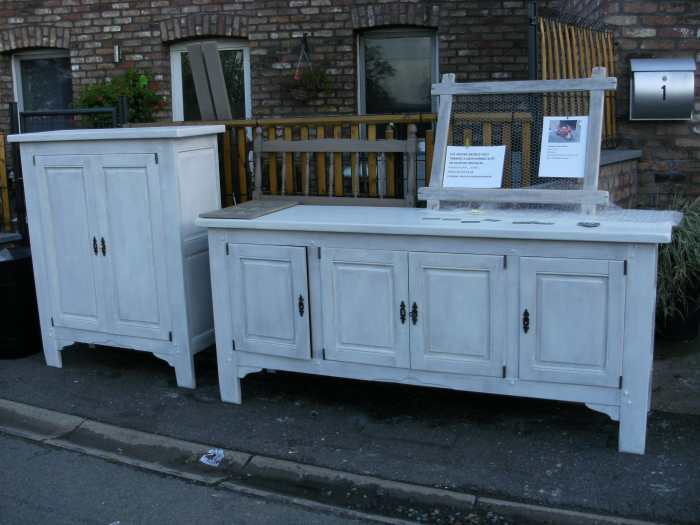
(215, 113, 437, 205)
(0, 134, 11, 232)
(538, 17, 617, 147)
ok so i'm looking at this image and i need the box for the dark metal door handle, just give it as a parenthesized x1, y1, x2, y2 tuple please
(100, 237, 106, 256)
(522, 309, 530, 333)
(92, 236, 98, 255)
(298, 295, 304, 317)
(399, 301, 406, 324)
(411, 302, 418, 325)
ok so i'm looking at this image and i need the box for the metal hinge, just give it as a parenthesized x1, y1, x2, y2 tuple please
(503, 255, 507, 269)
(50, 317, 54, 327)
(317, 247, 321, 259)
(168, 331, 172, 342)
(33, 155, 36, 165)
(619, 376, 623, 389)
(225, 243, 229, 255)
(624, 260, 628, 275)
(154, 153, 159, 164)
(502, 365, 506, 378)
(232, 339, 236, 351)
(322, 348, 326, 359)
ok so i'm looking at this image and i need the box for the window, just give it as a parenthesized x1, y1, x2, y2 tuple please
(12, 50, 73, 112)
(358, 29, 438, 114)
(170, 40, 251, 121)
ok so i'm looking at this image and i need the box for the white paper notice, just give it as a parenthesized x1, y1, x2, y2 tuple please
(538, 116, 588, 179)
(442, 146, 506, 188)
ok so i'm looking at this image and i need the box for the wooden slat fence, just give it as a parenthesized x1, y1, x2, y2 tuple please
(0, 134, 11, 232)
(214, 113, 437, 205)
(538, 17, 617, 148)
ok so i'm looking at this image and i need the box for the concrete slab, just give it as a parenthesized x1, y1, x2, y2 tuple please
(47, 419, 251, 485)
(0, 398, 83, 441)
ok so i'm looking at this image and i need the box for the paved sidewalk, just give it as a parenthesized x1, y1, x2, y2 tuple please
(0, 340, 698, 524)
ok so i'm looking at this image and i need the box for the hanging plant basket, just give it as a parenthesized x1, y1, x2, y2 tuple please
(283, 64, 332, 103)
(282, 35, 332, 103)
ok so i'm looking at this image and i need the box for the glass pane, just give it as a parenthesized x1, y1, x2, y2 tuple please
(20, 56, 73, 111)
(364, 35, 433, 114)
(181, 48, 246, 121)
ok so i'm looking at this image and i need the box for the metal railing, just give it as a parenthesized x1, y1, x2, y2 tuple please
(0, 134, 10, 232)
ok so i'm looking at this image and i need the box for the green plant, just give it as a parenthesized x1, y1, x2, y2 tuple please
(75, 69, 165, 124)
(283, 63, 332, 101)
(656, 196, 700, 327)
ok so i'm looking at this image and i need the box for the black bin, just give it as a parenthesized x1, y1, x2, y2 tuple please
(0, 245, 41, 358)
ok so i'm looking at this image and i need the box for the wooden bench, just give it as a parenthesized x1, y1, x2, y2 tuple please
(252, 124, 419, 207)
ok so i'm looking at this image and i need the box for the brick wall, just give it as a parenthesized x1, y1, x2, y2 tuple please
(558, 0, 603, 24)
(0, 0, 559, 134)
(598, 158, 639, 206)
(571, 0, 700, 206)
(607, 1, 700, 206)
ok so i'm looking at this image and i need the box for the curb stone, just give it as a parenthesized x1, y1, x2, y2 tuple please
(0, 398, 663, 525)
(0, 398, 84, 441)
(477, 497, 661, 525)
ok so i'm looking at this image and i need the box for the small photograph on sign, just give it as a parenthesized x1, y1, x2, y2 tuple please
(538, 116, 588, 179)
(547, 119, 583, 143)
(442, 145, 506, 189)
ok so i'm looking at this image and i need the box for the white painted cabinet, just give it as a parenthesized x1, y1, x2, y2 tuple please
(10, 126, 225, 388)
(198, 205, 675, 454)
(227, 243, 310, 359)
(409, 252, 507, 377)
(321, 248, 409, 368)
(519, 257, 626, 388)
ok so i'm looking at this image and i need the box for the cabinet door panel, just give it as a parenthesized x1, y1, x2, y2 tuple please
(410, 252, 506, 376)
(228, 244, 310, 359)
(95, 154, 170, 340)
(321, 248, 409, 367)
(519, 257, 625, 387)
(35, 156, 103, 331)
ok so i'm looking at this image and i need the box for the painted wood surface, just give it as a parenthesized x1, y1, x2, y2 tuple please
(20, 130, 222, 389)
(203, 213, 670, 454)
(35, 155, 103, 332)
(409, 252, 506, 376)
(321, 248, 410, 368)
(519, 257, 625, 387)
(195, 205, 675, 244)
(8, 125, 225, 143)
(97, 154, 171, 341)
(228, 243, 310, 359)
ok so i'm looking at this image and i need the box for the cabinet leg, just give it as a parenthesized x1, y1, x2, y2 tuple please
(219, 375, 241, 404)
(43, 340, 63, 368)
(174, 353, 196, 389)
(216, 347, 241, 404)
(618, 402, 648, 455)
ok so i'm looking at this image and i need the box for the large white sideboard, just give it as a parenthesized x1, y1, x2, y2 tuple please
(197, 205, 675, 454)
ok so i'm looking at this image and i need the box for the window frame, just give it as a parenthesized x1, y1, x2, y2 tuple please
(11, 49, 72, 113)
(169, 39, 252, 122)
(357, 28, 439, 115)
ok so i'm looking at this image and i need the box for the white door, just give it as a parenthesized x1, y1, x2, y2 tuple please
(409, 252, 506, 376)
(94, 154, 171, 340)
(227, 243, 310, 359)
(321, 248, 409, 367)
(519, 257, 626, 387)
(35, 155, 105, 331)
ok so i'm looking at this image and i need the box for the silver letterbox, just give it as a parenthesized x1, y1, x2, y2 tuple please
(630, 57, 696, 120)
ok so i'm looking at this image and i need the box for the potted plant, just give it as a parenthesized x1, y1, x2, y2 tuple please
(75, 68, 166, 125)
(656, 197, 700, 340)
(284, 63, 333, 102)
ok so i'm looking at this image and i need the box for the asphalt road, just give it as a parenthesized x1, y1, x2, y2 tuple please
(0, 433, 372, 525)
